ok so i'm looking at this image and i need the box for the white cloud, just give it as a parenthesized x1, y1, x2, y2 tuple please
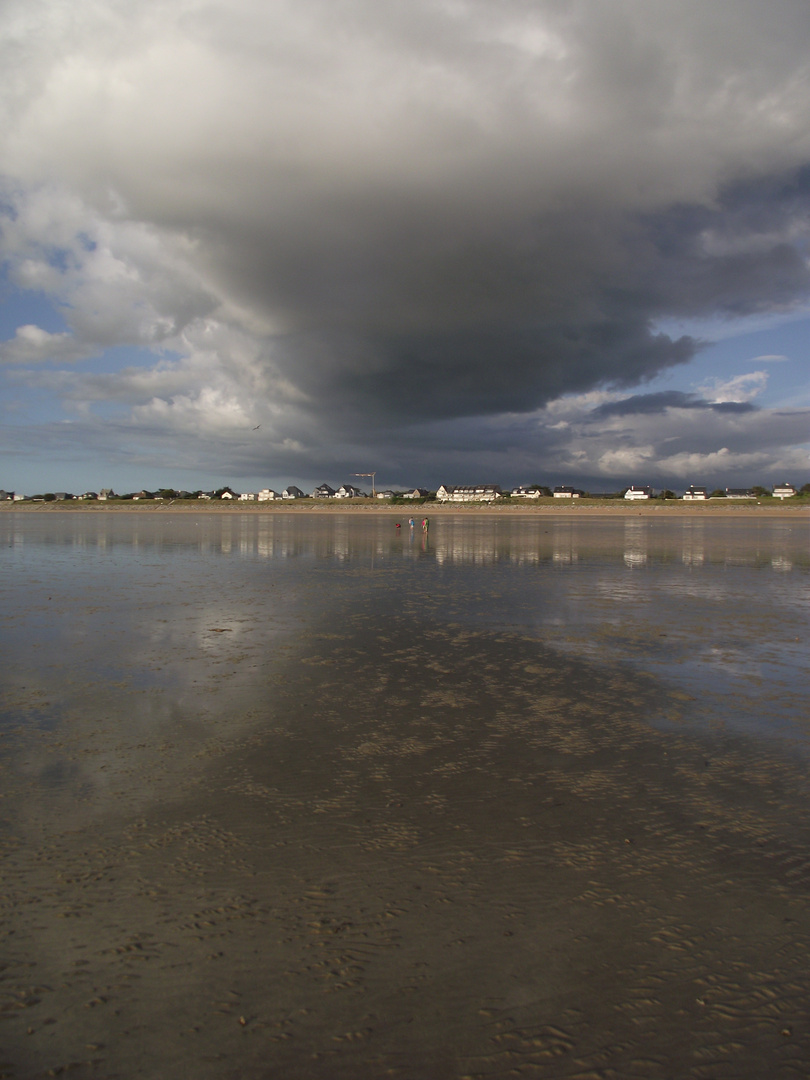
(697, 371, 768, 403)
(0, 324, 89, 364)
(596, 447, 656, 474)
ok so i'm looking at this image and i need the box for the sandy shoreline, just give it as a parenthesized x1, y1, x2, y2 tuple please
(2, 498, 807, 519)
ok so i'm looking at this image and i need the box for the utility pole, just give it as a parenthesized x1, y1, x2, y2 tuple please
(353, 472, 376, 498)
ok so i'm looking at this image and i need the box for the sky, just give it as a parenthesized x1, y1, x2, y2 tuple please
(1, 0, 809, 496)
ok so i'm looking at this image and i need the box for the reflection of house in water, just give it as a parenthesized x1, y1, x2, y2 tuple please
(681, 523, 705, 566)
(771, 556, 793, 572)
(551, 524, 579, 564)
(333, 520, 350, 561)
(433, 521, 500, 565)
(623, 521, 648, 567)
(432, 521, 552, 566)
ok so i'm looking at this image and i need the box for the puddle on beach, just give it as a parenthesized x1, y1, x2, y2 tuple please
(1, 512, 809, 1079)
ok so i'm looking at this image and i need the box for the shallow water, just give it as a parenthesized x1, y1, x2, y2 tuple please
(1, 512, 809, 1079)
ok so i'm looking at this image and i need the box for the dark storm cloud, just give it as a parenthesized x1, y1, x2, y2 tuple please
(273, 320, 698, 424)
(592, 392, 757, 417)
(198, 163, 810, 427)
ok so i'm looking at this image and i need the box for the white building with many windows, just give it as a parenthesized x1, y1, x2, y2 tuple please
(436, 484, 503, 502)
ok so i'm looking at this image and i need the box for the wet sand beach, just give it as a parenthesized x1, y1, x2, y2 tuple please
(1, 513, 809, 1079)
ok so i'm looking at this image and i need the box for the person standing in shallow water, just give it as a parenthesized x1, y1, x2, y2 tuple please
(422, 517, 429, 533)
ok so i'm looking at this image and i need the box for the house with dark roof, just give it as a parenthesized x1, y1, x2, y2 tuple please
(624, 485, 654, 500)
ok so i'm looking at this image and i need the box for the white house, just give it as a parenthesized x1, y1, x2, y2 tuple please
(240, 491, 259, 501)
(682, 486, 708, 500)
(335, 484, 364, 498)
(725, 488, 755, 499)
(312, 483, 335, 498)
(511, 485, 542, 499)
(624, 485, 653, 500)
(402, 488, 430, 499)
(282, 486, 305, 499)
(436, 484, 503, 502)
(773, 483, 796, 499)
(553, 486, 581, 498)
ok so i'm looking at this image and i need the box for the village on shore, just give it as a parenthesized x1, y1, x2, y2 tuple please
(1, 481, 806, 504)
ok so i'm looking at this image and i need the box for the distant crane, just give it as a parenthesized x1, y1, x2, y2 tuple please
(353, 472, 376, 498)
